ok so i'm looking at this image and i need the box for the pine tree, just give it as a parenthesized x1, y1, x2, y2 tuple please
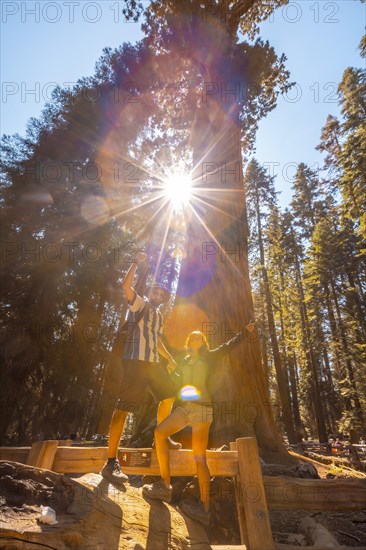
(244, 160, 297, 443)
(317, 34, 366, 240)
(303, 213, 365, 440)
(265, 206, 304, 440)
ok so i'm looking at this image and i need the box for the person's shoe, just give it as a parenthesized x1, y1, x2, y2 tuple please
(100, 458, 128, 486)
(167, 437, 182, 450)
(142, 479, 173, 503)
(179, 500, 210, 526)
(152, 437, 182, 450)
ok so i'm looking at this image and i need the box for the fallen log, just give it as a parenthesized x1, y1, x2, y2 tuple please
(264, 476, 366, 511)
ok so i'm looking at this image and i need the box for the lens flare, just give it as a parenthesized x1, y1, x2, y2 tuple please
(179, 385, 201, 401)
(164, 173, 192, 209)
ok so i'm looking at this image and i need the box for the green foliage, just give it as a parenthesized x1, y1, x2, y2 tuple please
(317, 35, 366, 241)
(246, 145, 365, 441)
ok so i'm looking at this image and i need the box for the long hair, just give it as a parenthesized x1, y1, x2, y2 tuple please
(185, 331, 209, 354)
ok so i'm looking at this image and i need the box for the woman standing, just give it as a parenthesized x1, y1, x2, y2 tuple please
(142, 322, 256, 525)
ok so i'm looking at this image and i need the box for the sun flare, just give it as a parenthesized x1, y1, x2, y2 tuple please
(163, 173, 192, 209)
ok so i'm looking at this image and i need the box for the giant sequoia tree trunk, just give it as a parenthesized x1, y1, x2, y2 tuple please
(165, 36, 293, 463)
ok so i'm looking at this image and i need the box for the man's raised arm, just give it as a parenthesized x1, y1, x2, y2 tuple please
(122, 251, 147, 303)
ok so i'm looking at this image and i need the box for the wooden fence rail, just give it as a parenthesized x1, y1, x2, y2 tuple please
(1, 438, 366, 550)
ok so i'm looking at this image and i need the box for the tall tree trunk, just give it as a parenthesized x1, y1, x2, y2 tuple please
(320, 340, 339, 434)
(259, 318, 271, 398)
(329, 278, 364, 440)
(254, 187, 297, 443)
(288, 352, 302, 438)
(291, 229, 327, 441)
(278, 280, 303, 441)
(166, 42, 294, 463)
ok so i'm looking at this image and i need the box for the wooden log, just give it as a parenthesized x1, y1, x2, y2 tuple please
(236, 437, 275, 550)
(263, 476, 366, 511)
(26, 440, 59, 469)
(52, 447, 239, 476)
(230, 441, 249, 549)
(0, 447, 30, 463)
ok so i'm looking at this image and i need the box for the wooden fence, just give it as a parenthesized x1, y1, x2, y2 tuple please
(1, 437, 366, 550)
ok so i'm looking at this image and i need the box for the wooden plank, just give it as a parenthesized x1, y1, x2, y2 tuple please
(52, 445, 107, 473)
(52, 447, 239, 475)
(0, 447, 30, 463)
(236, 437, 275, 550)
(26, 440, 59, 469)
(263, 476, 366, 511)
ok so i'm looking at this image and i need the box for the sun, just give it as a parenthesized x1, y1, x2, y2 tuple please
(163, 173, 192, 209)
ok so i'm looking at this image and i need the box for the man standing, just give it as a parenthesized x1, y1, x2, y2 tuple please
(101, 252, 180, 486)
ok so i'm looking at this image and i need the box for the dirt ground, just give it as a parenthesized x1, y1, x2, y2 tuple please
(269, 451, 366, 548)
(289, 450, 366, 479)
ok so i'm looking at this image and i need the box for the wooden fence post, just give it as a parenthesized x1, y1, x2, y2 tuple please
(26, 440, 59, 470)
(236, 437, 274, 550)
(230, 441, 249, 549)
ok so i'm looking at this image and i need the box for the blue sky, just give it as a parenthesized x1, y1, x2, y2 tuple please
(254, 1, 365, 206)
(1, 1, 364, 206)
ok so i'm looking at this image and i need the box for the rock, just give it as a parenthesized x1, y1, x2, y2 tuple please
(293, 462, 319, 479)
(261, 464, 299, 477)
(352, 511, 366, 523)
(272, 531, 307, 545)
(0, 461, 211, 549)
(299, 516, 341, 548)
(261, 461, 319, 479)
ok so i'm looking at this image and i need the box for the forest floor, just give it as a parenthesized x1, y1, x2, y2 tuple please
(289, 449, 366, 479)
(1, 453, 365, 548)
(268, 451, 366, 548)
